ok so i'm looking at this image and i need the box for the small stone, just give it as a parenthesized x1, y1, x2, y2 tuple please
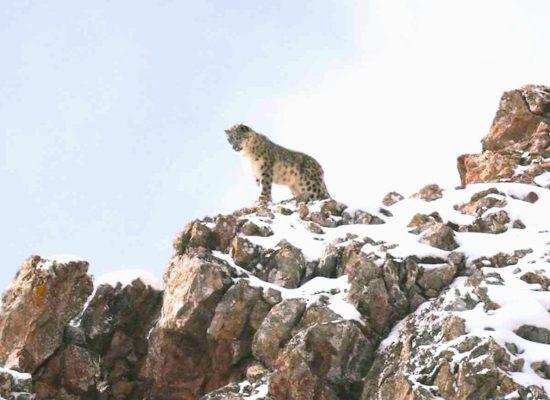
(306, 222, 324, 234)
(382, 191, 404, 206)
(412, 184, 443, 201)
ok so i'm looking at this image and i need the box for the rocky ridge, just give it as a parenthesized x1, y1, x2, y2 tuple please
(0, 84, 549, 400)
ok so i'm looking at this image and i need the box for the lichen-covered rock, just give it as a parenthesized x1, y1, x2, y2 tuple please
(0, 256, 93, 372)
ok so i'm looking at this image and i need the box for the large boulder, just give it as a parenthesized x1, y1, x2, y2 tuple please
(0, 256, 93, 372)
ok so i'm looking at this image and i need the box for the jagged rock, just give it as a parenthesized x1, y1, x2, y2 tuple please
(457, 151, 520, 185)
(484, 85, 550, 152)
(145, 253, 234, 399)
(174, 221, 216, 254)
(412, 184, 443, 201)
(34, 276, 162, 399)
(252, 299, 305, 369)
(345, 252, 392, 336)
(297, 204, 309, 220)
(458, 85, 550, 185)
(212, 215, 238, 251)
(270, 321, 374, 400)
(0, 256, 93, 372)
(208, 280, 270, 366)
(230, 236, 260, 270)
(35, 344, 99, 397)
(417, 263, 457, 297)
(419, 223, 459, 251)
(316, 244, 340, 278)
(267, 240, 305, 289)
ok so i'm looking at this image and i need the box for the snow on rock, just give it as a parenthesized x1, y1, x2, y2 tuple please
(362, 184, 550, 399)
(0, 367, 32, 398)
(148, 175, 548, 399)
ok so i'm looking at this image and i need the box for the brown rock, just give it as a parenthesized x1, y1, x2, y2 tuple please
(483, 85, 550, 151)
(212, 215, 238, 251)
(457, 85, 550, 186)
(145, 254, 233, 399)
(252, 299, 305, 369)
(310, 211, 338, 228)
(267, 240, 306, 289)
(407, 212, 443, 234)
(208, 280, 270, 365)
(382, 191, 404, 206)
(457, 151, 519, 185)
(230, 236, 260, 269)
(320, 199, 347, 216)
(297, 204, 309, 220)
(240, 221, 273, 237)
(419, 223, 459, 251)
(412, 184, 443, 201)
(270, 321, 374, 400)
(520, 271, 550, 290)
(0, 256, 93, 372)
(173, 221, 216, 254)
(461, 210, 510, 234)
(417, 263, 457, 296)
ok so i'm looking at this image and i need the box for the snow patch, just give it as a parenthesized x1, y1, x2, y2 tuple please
(95, 269, 163, 291)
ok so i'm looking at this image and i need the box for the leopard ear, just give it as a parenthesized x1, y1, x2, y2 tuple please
(240, 124, 250, 132)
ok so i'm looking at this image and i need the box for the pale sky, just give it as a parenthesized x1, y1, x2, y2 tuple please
(1, 0, 549, 289)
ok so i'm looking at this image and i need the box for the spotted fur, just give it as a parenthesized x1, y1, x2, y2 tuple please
(225, 124, 330, 203)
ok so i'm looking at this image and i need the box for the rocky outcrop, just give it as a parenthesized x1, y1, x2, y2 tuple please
(0, 257, 162, 400)
(458, 85, 550, 186)
(1, 85, 550, 400)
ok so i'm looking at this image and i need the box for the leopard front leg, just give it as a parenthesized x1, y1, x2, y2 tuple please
(258, 164, 273, 204)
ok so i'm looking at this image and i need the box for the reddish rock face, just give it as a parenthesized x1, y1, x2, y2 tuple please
(458, 85, 550, 186)
(0, 256, 93, 372)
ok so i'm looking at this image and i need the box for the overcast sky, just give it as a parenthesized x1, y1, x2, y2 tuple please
(1, 0, 549, 289)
